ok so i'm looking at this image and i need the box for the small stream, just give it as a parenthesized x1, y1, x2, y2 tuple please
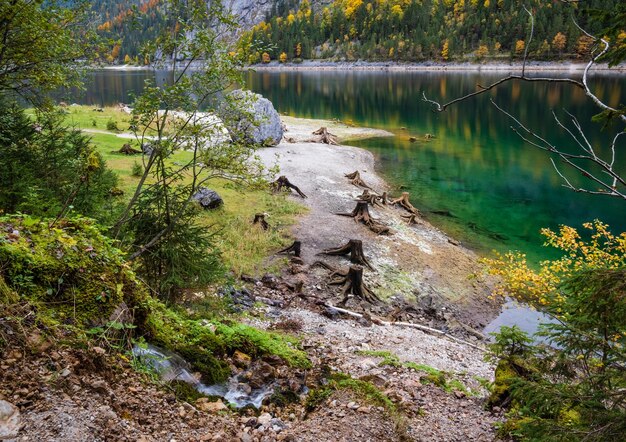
(132, 344, 274, 408)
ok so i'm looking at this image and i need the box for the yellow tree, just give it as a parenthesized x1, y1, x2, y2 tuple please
(476, 44, 489, 59)
(261, 52, 271, 63)
(515, 39, 525, 56)
(441, 40, 450, 60)
(279, 52, 287, 63)
(551, 32, 567, 55)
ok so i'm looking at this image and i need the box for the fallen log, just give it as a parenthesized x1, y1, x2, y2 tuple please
(336, 201, 390, 235)
(271, 175, 307, 198)
(320, 239, 373, 270)
(253, 213, 269, 230)
(344, 170, 373, 190)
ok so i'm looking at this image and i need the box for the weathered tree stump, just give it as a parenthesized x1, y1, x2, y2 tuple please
(356, 189, 380, 206)
(277, 240, 301, 258)
(391, 192, 419, 215)
(401, 213, 421, 225)
(336, 201, 390, 235)
(320, 239, 373, 270)
(329, 265, 381, 305)
(253, 213, 269, 230)
(271, 175, 307, 198)
(377, 191, 392, 206)
(118, 143, 142, 155)
(311, 127, 338, 145)
(344, 171, 373, 190)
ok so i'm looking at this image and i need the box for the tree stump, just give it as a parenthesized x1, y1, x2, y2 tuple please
(253, 213, 269, 230)
(356, 189, 381, 206)
(118, 143, 142, 155)
(377, 191, 392, 206)
(271, 175, 307, 198)
(277, 240, 301, 258)
(320, 239, 373, 270)
(329, 265, 381, 305)
(336, 201, 390, 235)
(391, 192, 419, 215)
(401, 213, 421, 225)
(344, 171, 373, 190)
(311, 127, 338, 145)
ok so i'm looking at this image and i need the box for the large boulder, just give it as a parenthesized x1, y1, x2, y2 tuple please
(219, 90, 283, 147)
(192, 187, 223, 210)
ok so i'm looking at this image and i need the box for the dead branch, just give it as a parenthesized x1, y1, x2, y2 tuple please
(271, 175, 307, 198)
(253, 213, 269, 230)
(277, 240, 301, 258)
(344, 170, 373, 189)
(310, 127, 338, 145)
(336, 201, 390, 235)
(320, 239, 374, 270)
(322, 303, 487, 352)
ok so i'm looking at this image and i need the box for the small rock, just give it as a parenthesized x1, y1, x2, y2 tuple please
(0, 400, 20, 440)
(60, 368, 71, 377)
(233, 350, 252, 368)
(257, 412, 272, 426)
(92, 346, 106, 355)
(196, 399, 228, 413)
(357, 406, 370, 413)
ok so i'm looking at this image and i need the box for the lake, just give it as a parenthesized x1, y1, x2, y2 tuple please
(62, 69, 626, 265)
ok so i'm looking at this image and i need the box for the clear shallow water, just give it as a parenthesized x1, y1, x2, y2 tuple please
(61, 69, 626, 265)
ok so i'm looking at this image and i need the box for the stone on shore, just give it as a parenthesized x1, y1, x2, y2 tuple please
(192, 187, 223, 210)
(219, 90, 283, 147)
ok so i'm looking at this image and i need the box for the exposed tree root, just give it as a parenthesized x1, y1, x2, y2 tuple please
(311, 127, 339, 145)
(253, 213, 269, 230)
(320, 239, 373, 270)
(271, 175, 307, 198)
(344, 170, 373, 190)
(377, 191, 392, 206)
(277, 240, 301, 258)
(401, 213, 422, 225)
(336, 201, 390, 235)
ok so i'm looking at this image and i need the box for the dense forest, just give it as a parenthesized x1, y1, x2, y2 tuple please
(241, 0, 616, 62)
(91, 0, 618, 64)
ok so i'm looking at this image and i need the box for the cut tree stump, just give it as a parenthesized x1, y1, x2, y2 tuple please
(377, 191, 392, 206)
(391, 192, 419, 215)
(344, 171, 373, 189)
(311, 127, 338, 145)
(253, 213, 269, 230)
(271, 175, 307, 198)
(329, 265, 381, 305)
(277, 240, 301, 258)
(336, 201, 390, 235)
(401, 213, 421, 225)
(320, 239, 373, 270)
(118, 143, 142, 155)
(356, 189, 381, 206)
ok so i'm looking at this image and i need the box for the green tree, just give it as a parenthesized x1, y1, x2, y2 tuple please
(113, 0, 271, 299)
(0, 0, 87, 101)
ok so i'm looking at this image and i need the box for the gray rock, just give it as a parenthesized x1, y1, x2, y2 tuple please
(219, 90, 283, 147)
(0, 400, 20, 440)
(192, 187, 223, 210)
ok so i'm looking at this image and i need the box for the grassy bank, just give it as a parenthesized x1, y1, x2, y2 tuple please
(56, 105, 306, 277)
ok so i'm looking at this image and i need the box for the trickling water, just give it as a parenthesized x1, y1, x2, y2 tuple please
(132, 344, 274, 409)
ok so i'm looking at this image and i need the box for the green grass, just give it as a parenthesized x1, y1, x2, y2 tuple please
(54, 105, 306, 277)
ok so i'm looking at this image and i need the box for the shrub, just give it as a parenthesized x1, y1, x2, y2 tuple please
(106, 119, 119, 131)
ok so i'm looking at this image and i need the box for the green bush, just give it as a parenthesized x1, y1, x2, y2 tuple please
(106, 119, 119, 131)
(131, 161, 143, 177)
